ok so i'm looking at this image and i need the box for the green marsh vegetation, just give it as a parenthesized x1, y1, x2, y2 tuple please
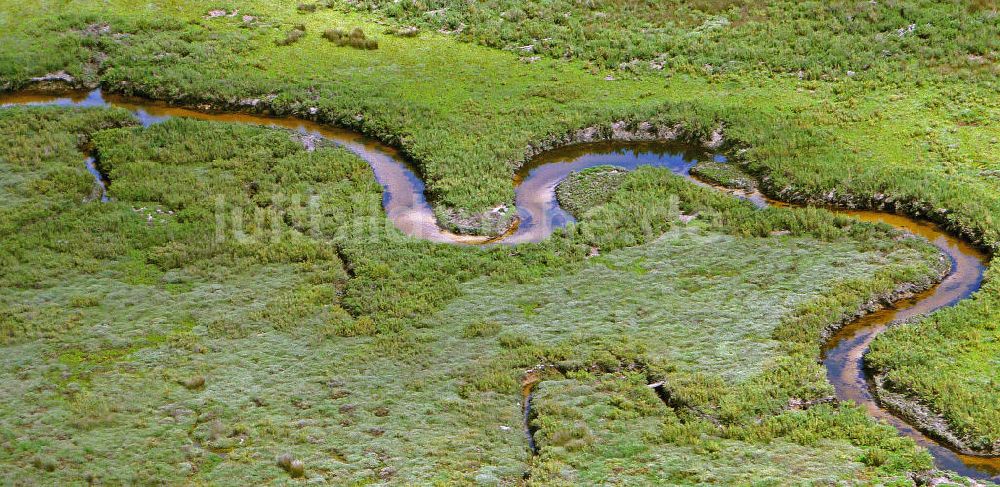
(2, 0, 1000, 480)
(690, 160, 756, 191)
(0, 107, 949, 483)
(349, 0, 1000, 76)
(553, 165, 628, 218)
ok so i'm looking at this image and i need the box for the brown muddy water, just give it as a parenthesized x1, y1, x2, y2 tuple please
(2, 90, 996, 481)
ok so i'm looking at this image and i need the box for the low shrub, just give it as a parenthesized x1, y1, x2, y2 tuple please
(276, 28, 305, 46)
(69, 295, 101, 308)
(30, 455, 58, 472)
(322, 27, 378, 49)
(276, 453, 305, 477)
(497, 331, 531, 349)
(322, 28, 346, 43)
(182, 375, 205, 390)
(288, 460, 305, 478)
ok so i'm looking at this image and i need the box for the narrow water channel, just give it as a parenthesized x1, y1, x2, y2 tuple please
(822, 211, 995, 479)
(2, 89, 996, 481)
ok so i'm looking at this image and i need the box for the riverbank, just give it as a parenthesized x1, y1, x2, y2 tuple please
(873, 374, 1000, 457)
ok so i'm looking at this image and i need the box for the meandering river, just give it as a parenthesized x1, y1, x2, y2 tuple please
(2, 89, 996, 481)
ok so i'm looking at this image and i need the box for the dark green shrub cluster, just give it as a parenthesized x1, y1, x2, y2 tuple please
(276, 27, 306, 46)
(322, 27, 378, 49)
(329, 315, 377, 337)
